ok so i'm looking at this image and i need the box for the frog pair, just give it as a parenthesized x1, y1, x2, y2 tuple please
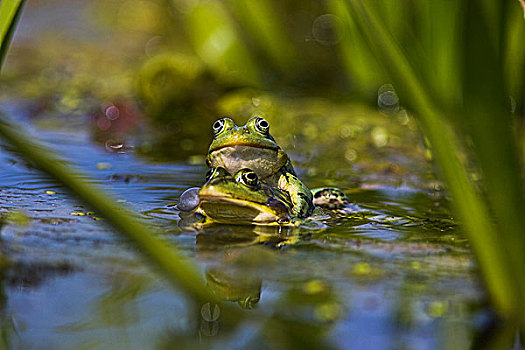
(178, 116, 350, 226)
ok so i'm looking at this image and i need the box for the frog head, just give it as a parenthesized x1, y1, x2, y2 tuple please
(197, 167, 294, 225)
(206, 117, 289, 180)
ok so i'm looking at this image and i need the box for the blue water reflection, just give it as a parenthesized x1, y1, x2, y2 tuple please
(0, 128, 482, 349)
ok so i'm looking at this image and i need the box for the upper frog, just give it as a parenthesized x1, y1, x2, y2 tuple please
(206, 116, 313, 217)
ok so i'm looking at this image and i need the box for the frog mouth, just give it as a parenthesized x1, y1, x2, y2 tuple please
(198, 194, 264, 208)
(209, 139, 280, 152)
(198, 193, 287, 224)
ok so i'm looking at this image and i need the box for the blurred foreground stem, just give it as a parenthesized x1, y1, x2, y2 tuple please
(344, 1, 523, 319)
(0, 0, 25, 71)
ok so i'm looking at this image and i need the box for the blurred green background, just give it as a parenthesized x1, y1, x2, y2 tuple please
(2, 0, 525, 343)
(0, 0, 429, 186)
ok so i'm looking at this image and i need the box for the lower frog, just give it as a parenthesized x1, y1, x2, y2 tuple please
(179, 167, 296, 226)
(178, 167, 352, 227)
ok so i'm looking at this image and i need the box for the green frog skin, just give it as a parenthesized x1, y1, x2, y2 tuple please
(178, 167, 352, 227)
(206, 116, 313, 218)
(196, 167, 296, 226)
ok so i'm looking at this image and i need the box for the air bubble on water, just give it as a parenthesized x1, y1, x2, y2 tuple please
(345, 148, 357, 162)
(145, 36, 164, 57)
(339, 125, 354, 138)
(105, 140, 125, 153)
(105, 105, 120, 120)
(379, 91, 398, 106)
(378, 84, 400, 114)
(312, 14, 344, 46)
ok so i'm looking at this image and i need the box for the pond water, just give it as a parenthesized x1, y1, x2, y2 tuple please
(0, 117, 485, 349)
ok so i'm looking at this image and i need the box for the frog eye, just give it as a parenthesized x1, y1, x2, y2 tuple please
(254, 117, 270, 134)
(212, 119, 226, 135)
(237, 169, 259, 187)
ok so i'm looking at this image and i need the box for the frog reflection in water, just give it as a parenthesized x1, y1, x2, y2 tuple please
(205, 267, 261, 310)
(206, 117, 314, 218)
(178, 167, 351, 227)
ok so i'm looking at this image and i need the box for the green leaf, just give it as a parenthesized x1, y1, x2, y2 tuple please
(0, 0, 25, 70)
(329, 1, 387, 95)
(183, 1, 261, 87)
(227, 0, 296, 73)
(340, 0, 521, 317)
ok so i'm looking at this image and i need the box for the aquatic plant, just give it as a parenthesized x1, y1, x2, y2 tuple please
(330, 0, 525, 328)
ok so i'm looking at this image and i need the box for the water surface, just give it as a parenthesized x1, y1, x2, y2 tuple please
(0, 125, 484, 349)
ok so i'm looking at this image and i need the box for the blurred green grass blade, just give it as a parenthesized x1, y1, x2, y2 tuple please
(377, 0, 404, 35)
(504, 3, 525, 113)
(183, 1, 261, 87)
(329, 1, 386, 95)
(0, 0, 25, 70)
(414, 1, 462, 111)
(0, 0, 21, 42)
(226, 0, 295, 73)
(478, 0, 503, 49)
(0, 112, 215, 306)
(345, 1, 519, 316)
(462, 0, 525, 305)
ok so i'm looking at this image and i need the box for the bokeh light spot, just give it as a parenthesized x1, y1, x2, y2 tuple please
(312, 14, 344, 46)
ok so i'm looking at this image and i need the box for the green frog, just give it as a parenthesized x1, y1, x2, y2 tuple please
(178, 167, 351, 227)
(194, 167, 296, 226)
(206, 116, 313, 218)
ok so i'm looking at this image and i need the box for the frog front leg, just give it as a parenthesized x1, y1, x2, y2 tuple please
(278, 170, 313, 218)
